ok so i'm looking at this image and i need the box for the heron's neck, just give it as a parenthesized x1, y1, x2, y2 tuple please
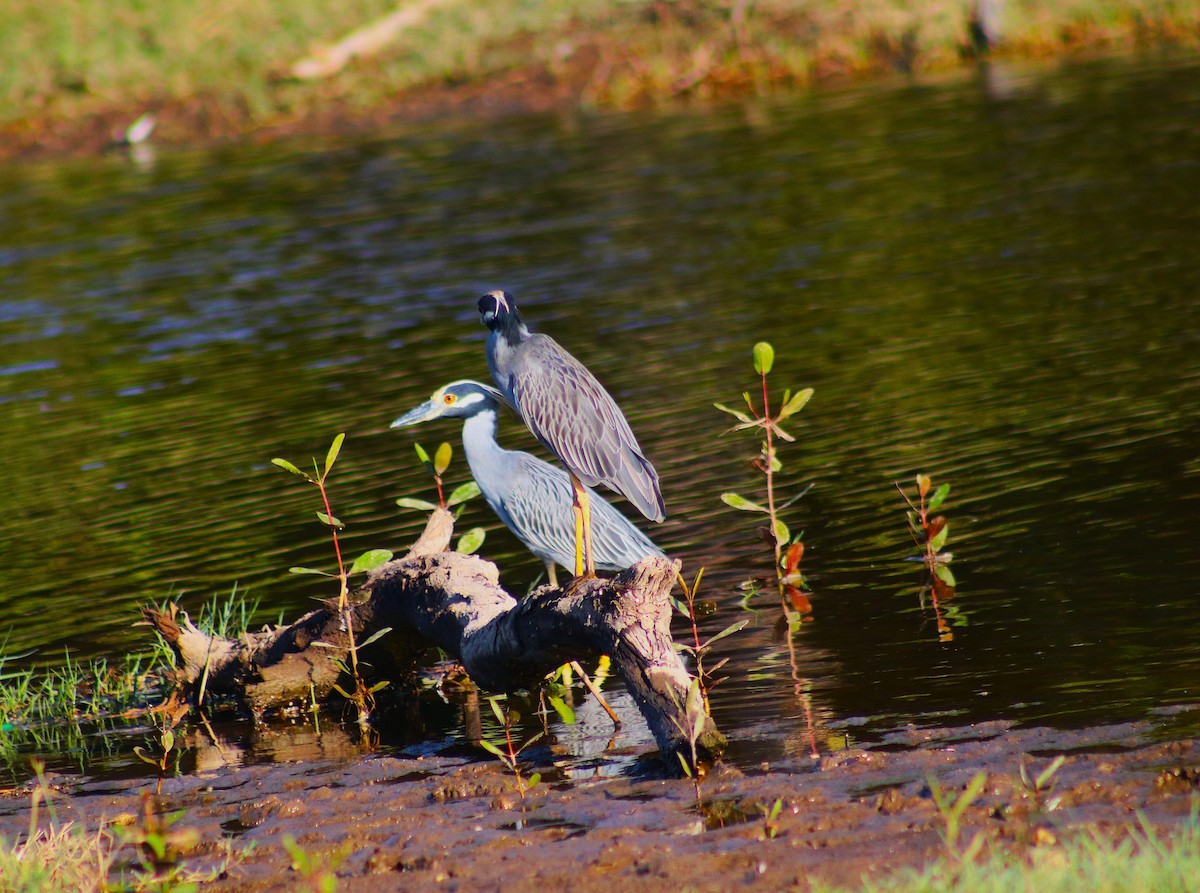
(493, 313, 529, 347)
(460, 407, 505, 472)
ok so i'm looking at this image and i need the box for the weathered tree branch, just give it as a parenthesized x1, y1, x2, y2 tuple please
(145, 509, 726, 764)
(289, 0, 452, 80)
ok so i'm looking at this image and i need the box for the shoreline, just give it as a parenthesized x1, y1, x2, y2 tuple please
(3, 1, 1198, 163)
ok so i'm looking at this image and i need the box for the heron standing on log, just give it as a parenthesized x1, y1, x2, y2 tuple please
(478, 290, 665, 579)
(390, 379, 664, 587)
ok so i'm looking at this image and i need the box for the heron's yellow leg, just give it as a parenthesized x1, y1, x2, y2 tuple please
(578, 485, 595, 578)
(571, 475, 586, 578)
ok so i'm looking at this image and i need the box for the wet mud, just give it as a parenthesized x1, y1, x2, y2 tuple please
(2, 718, 1197, 891)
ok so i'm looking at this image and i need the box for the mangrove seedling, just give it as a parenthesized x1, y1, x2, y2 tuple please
(273, 433, 394, 730)
(673, 568, 747, 714)
(716, 341, 815, 621)
(395, 440, 486, 554)
(928, 770, 989, 864)
(1019, 754, 1066, 814)
(671, 677, 709, 809)
(898, 473, 959, 640)
(480, 695, 543, 801)
(282, 833, 349, 893)
(133, 712, 184, 796)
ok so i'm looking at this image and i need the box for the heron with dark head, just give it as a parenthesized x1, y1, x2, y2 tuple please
(477, 290, 665, 579)
(391, 380, 664, 587)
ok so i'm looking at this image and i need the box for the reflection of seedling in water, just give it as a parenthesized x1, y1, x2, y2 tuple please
(480, 695, 543, 800)
(395, 440, 486, 554)
(716, 341, 815, 620)
(672, 568, 747, 713)
(273, 434, 395, 730)
(928, 770, 988, 864)
(898, 473, 961, 641)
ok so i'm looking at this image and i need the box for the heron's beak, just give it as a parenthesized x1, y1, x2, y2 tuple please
(390, 399, 444, 429)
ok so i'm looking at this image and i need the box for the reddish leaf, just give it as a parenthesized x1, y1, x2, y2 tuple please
(786, 585, 812, 616)
(932, 574, 956, 601)
(926, 515, 947, 540)
(917, 473, 932, 498)
(784, 542, 804, 574)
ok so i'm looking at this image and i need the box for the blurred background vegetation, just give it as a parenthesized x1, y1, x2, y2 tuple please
(2, 0, 1198, 154)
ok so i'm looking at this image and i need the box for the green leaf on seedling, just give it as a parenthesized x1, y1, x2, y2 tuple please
(324, 433, 345, 477)
(271, 458, 313, 481)
(434, 442, 452, 476)
(525, 773, 541, 790)
(721, 492, 767, 513)
(369, 680, 391, 693)
(357, 627, 393, 649)
(928, 482, 951, 512)
(771, 421, 796, 443)
(487, 696, 507, 725)
(685, 679, 707, 740)
(777, 387, 813, 420)
(133, 746, 157, 766)
(414, 443, 433, 472)
(704, 618, 749, 649)
(548, 695, 575, 725)
(350, 549, 393, 574)
(456, 527, 486, 554)
(479, 739, 507, 760)
(331, 684, 351, 699)
(713, 402, 754, 424)
(677, 752, 694, 778)
(396, 497, 438, 511)
(934, 564, 957, 587)
(447, 481, 481, 506)
(929, 522, 949, 553)
(162, 729, 174, 753)
(289, 566, 333, 576)
(772, 518, 790, 546)
(752, 341, 775, 375)
(316, 511, 343, 528)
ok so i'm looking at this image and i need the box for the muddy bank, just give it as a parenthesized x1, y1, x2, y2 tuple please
(3, 718, 1197, 891)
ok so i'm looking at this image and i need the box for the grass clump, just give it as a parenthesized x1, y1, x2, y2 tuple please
(0, 586, 264, 776)
(823, 810, 1200, 893)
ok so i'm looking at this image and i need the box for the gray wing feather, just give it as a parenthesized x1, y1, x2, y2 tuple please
(510, 334, 665, 522)
(503, 452, 663, 573)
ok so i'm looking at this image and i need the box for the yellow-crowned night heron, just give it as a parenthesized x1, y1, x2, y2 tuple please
(390, 380, 664, 587)
(478, 290, 665, 579)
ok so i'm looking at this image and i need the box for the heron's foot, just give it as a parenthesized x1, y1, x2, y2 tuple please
(564, 571, 601, 595)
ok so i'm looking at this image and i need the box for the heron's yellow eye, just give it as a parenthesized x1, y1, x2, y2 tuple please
(443, 393, 457, 405)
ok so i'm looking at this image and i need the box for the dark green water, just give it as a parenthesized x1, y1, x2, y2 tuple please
(2, 57, 1199, 765)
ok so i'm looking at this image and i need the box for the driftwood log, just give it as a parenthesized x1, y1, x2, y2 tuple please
(146, 509, 726, 765)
